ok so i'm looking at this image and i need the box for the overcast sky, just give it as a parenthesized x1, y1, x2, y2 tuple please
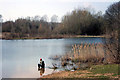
(0, 0, 119, 22)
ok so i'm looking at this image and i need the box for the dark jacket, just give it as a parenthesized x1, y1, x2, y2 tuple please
(41, 61, 45, 68)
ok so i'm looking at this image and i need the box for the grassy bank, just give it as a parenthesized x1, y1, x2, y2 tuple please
(39, 64, 119, 79)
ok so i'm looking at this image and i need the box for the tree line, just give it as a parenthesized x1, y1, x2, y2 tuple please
(2, 10, 104, 38)
(54, 9, 104, 35)
(1, 1, 120, 40)
(2, 15, 60, 38)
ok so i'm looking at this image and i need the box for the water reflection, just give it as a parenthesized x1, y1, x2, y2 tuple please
(38, 68, 45, 76)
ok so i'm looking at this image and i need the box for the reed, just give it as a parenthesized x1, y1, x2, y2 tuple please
(61, 42, 106, 64)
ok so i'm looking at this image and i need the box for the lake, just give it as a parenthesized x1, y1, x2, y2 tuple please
(1, 37, 104, 78)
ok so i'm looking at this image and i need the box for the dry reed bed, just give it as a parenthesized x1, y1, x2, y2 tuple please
(61, 42, 106, 64)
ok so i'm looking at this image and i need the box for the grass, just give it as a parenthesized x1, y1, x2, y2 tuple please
(87, 75, 109, 78)
(89, 64, 119, 74)
(40, 64, 119, 79)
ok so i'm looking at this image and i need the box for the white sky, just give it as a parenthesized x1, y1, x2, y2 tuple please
(0, 0, 119, 22)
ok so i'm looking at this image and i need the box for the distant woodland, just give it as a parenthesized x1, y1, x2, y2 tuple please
(1, 1, 119, 41)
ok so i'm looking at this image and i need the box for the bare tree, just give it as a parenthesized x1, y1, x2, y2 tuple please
(0, 15, 2, 35)
(34, 15, 41, 21)
(51, 15, 58, 23)
(0, 15, 2, 27)
(104, 1, 120, 63)
(41, 15, 48, 22)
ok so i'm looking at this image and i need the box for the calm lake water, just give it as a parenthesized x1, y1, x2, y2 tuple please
(2, 37, 104, 78)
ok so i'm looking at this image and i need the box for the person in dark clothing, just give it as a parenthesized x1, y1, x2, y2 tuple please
(38, 58, 45, 76)
(38, 58, 45, 69)
(41, 60, 45, 68)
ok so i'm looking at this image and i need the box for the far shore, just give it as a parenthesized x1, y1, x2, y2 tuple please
(1, 33, 105, 40)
